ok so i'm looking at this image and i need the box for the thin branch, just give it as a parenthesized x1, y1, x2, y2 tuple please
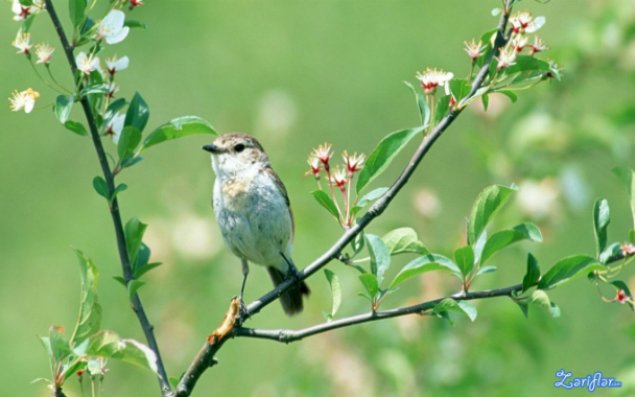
(42, 1, 171, 394)
(236, 284, 523, 342)
(54, 386, 67, 397)
(175, 1, 516, 395)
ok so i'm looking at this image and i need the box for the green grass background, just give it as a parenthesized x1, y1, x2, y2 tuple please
(2, 0, 635, 396)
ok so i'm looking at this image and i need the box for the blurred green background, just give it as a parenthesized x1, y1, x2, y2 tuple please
(2, 0, 635, 396)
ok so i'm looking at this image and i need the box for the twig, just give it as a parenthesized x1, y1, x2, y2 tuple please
(174, 1, 516, 395)
(175, 298, 241, 396)
(236, 284, 523, 342)
(43, 1, 171, 394)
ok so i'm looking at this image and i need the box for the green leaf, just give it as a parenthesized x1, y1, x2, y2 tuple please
(599, 242, 622, 264)
(366, 234, 390, 284)
(358, 273, 379, 298)
(481, 93, 489, 111)
(480, 223, 542, 263)
(381, 227, 428, 256)
(107, 98, 127, 114)
(134, 262, 162, 279)
(454, 245, 475, 277)
(538, 255, 603, 289)
(434, 95, 451, 124)
(457, 301, 478, 322)
(142, 116, 217, 150)
(467, 184, 517, 245)
(128, 280, 145, 300)
(498, 90, 518, 103)
(55, 95, 73, 124)
(64, 120, 88, 136)
(311, 190, 340, 220)
(530, 290, 561, 318)
(117, 126, 142, 164)
(356, 126, 424, 193)
(449, 79, 470, 102)
(88, 331, 158, 375)
(70, 250, 101, 345)
(505, 56, 551, 75)
(49, 325, 71, 363)
(124, 19, 146, 29)
(92, 176, 109, 200)
(515, 300, 529, 318)
(404, 81, 430, 127)
(113, 183, 128, 198)
(125, 92, 150, 132)
(476, 265, 497, 276)
(432, 298, 477, 322)
(593, 199, 610, 257)
(522, 253, 541, 291)
(351, 187, 388, 216)
(69, 0, 87, 27)
(389, 254, 461, 289)
(124, 217, 147, 266)
(612, 167, 635, 229)
(324, 269, 341, 320)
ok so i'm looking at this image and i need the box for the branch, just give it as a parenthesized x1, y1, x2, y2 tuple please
(236, 284, 523, 342)
(43, 1, 171, 394)
(241, 0, 513, 321)
(175, 1, 516, 395)
(54, 386, 67, 397)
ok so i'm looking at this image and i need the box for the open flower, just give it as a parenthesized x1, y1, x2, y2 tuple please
(416, 68, 453, 95)
(105, 55, 129, 77)
(76, 52, 100, 75)
(97, 9, 130, 45)
(496, 47, 517, 69)
(510, 12, 545, 34)
(510, 35, 528, 53)
(330, 166, 347, 191)
(616, 289, 630, 304)
(312, 143, 333, 165)
(9, 88, 40, 113)
(105, 113, 125, 143)
(11, 0, 30, 20)
(35, 43, 54, 64)
(622, 243, 635, 257)
(306, 155, 320, 178)
(343, 151, 365, 175)
(464, 39, 485, 61)
(529, 36, 547, 55)
(12, 30, 31, 54)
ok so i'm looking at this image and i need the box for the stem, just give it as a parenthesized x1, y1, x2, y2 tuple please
(43, 1, 171, 394)
(236, 284, 523, 342)
(54, 386, 68, 397)
(175, 1, 516, 395)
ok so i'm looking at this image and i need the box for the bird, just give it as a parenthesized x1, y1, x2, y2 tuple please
(203, 133, 310, 316)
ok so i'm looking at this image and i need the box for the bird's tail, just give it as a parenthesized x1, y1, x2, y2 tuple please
(267, 266, 310, 316)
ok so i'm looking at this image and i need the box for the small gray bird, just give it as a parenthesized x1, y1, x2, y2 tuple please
(203, 133, 309, 315)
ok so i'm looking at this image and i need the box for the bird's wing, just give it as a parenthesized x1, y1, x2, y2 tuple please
(263, 165, 294, 241)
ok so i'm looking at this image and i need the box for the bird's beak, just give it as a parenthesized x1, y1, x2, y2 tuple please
(203, 144, 222, 153)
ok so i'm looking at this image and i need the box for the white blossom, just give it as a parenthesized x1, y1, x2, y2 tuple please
(9, 88, 40, 113)
(76, 52, 100, 75)
(97, 10, 130, 45)
(105, 55, 129, 75)
(35, 43, 54, 64)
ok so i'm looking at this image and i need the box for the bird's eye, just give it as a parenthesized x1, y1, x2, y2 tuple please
(234, 144, 245, 153)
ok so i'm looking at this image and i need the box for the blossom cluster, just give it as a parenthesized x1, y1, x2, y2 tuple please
(497, 11, 547, 69)
(8, 3, 140, 144)
(307, 143, 365, 228)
